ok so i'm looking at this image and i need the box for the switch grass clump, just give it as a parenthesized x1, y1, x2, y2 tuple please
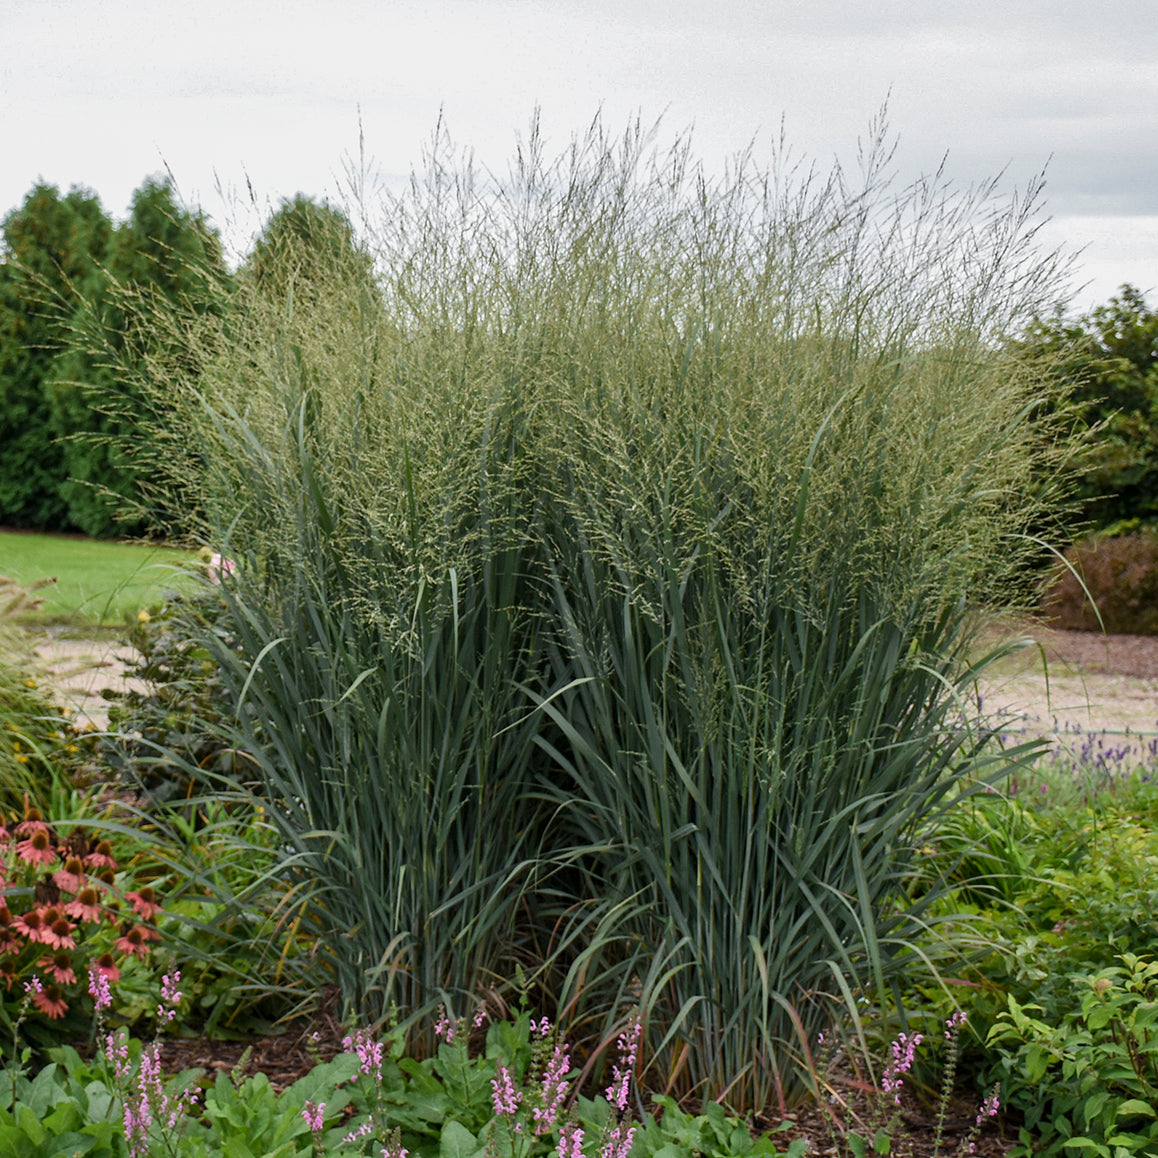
(111, 113, 1074, 1107)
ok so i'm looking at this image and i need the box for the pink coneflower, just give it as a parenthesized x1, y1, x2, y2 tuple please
(13, 908, 52, 945)
(92, 952, 121, 982)
(32, 983, 68, 1019)
(84, 841, 117, 870)
(40, 907, 77, 950)
(38, 952, 77, 985)
(53, 856, 87, 893)
(14, 809, 48, 837)
(114, 925, 158, 960)
(65, 886, 103, 924)
(16, 828, 56, 866)
(125, 886, 162, 920)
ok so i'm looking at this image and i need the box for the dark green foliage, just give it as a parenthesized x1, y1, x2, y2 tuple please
(0, 177, 229, 537)
(244, 193, 374, 301)
(1041, 529, 1158, 633)
(1015, 285, 1158, 533)
(49, 178, 231, 537)
(0, 184, 111, 530)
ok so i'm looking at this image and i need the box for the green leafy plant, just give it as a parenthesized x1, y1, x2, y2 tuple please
(0, 591, 79, 816)
(987, 954, 1158, 1157)
(0, 994, 810, 1158)
(88, 586, 247, 805)
(1011, 285, 1158, 534)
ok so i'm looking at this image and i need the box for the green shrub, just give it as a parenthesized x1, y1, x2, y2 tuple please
(899, 765, 1158, 1112)
(87, 589, 247, 804)
(988, 955, 1158, 1158)
(1011, 286, 1158, 535)
(1041, 530, 1158, 634)
(110, 113, 1073, 1108)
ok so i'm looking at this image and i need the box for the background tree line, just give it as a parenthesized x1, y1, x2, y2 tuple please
(0, 181, 364, 539)
(1011, 284, 1158, 534)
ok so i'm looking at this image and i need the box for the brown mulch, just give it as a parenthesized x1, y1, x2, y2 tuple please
(152, 1004, 348, 1093)
(773, 1090, 1013, 1158)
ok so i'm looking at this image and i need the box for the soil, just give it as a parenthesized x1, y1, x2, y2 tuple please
(30, 622, 1158, 1154)
(977, 622, 1158, 750)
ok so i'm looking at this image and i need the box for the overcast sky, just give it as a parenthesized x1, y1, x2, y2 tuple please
(3, 0, 1156, 314)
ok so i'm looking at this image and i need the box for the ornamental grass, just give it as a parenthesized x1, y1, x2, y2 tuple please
(101, 113, 1074, 1108)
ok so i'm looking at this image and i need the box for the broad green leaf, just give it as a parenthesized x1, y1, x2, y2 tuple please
(440, 1119, 481, 1158)
(1115, 1100, 1157, 1120)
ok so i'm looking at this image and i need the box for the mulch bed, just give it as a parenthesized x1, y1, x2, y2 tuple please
(153, 1005, 347, 1093)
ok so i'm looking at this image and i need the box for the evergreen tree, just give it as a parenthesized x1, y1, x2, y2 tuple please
(48, 177, 229, 537)
(245, 193, 374, 300)
(0, 184, 110, 529)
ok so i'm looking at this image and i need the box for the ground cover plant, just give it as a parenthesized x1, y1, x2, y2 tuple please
(893, 728, 1158, 1155)
(83, 111, 1081, 1111)
(4, 988, 1018, 1157)
(0, 530, 196, 627)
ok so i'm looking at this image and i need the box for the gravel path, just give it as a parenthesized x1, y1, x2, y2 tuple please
(978, 625, 1158, 745)
(25, 632, 146, 729)
(26, 622, 1158, 744)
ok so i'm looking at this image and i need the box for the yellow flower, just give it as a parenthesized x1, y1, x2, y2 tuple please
(138, 609, 151, 623)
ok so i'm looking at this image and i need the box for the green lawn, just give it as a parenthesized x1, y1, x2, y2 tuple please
(0, 530, 199, 627)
